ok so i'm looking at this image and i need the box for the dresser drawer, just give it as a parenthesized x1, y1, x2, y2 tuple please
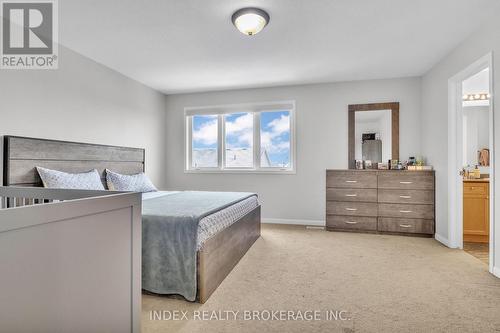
(326, 188, 377, 202)
(378, 203, 434, 219)
(327, 215, 377, 231)
(326, 171, 377, 189)
(378, 172, 434, 190)
(378, 218, 434, 234)
(463, 182, 488, 197)
(378, 189, 434, 204)
(326, 201, 378, 217)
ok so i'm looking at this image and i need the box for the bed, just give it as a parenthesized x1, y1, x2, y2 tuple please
(3, 135, 261, 303)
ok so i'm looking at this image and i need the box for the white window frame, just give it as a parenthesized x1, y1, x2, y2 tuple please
(184, 101, 296, 174)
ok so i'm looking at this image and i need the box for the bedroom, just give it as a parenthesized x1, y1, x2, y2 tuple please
(1, 0, 500, 332)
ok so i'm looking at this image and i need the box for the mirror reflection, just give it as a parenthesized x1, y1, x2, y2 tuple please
(354, 110, 392, 163)
(462, 68, 490, 175)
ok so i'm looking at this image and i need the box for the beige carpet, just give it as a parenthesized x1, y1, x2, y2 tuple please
(142, 224, 500, 333)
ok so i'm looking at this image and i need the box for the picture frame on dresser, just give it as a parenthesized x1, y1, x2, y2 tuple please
(326, 169, 435, 237)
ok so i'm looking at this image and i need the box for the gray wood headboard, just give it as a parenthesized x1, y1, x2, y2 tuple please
(3, 136, 145, 187)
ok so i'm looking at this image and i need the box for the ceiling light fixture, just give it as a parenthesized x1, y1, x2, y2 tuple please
(232, 8, 270, 36)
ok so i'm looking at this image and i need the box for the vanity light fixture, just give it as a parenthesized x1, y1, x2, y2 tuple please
(232, 8, 270, 36)
(462, 93, 490, 101)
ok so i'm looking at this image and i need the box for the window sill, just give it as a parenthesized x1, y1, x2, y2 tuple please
(184, 168, 296, 175)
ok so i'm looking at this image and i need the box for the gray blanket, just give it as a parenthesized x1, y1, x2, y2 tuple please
(141, 191, 255, 301)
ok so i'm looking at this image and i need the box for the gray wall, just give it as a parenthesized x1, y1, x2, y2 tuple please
(421, 19, 500, 271)
(164, 77, 422, 224)
(0, 45, 168, 186)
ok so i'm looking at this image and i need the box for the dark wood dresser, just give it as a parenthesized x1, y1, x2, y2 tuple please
(326, 170, 435, 237)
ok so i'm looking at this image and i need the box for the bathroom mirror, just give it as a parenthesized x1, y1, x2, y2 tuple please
(348, 102, 399, 169)
(462, 68, 491, 172)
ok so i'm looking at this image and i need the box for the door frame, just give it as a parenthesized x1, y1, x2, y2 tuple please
(447, 52, 495, 274)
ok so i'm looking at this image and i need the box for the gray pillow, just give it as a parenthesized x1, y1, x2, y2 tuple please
(36, 167, 105, 190)
(106, 169, 157, 192)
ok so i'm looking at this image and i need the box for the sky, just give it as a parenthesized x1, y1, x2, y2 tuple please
(192, 114, 218, 148)
(192, 115, 218, 167)
(192, 111, 290, 167)
(260, 111, 290, 167)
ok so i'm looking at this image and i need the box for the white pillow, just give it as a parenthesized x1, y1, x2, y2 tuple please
(106, 169, 157, 192)
(36, 167, 105, 190)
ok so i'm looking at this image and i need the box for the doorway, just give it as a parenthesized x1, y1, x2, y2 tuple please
(462, 68, 491, 264)
(448, 53, 495, 273)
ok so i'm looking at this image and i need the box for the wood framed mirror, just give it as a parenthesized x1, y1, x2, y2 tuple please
(348, 102, 399, 169)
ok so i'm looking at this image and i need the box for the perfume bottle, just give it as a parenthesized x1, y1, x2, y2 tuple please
(473, 165, 481, 179)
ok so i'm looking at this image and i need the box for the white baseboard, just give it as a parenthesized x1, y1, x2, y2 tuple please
(434, 233, 452, 248)
(493, 266, 500, 278)
(262, 218, 325, 227)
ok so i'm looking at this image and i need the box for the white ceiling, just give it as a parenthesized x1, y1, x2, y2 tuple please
(60, 0, 500, 94)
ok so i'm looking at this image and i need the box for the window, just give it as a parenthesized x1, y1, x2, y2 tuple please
(192, 115, 218, 168)
(260, 111, 291, 168)
(185, 101, 295, 173)
(225, 112, 254, 168)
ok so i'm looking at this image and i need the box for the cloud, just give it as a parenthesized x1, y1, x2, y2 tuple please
(272, 141, 290, 151)
(261, 114, 290, 153)
(193, 118, 217, 145)
(260, 131, 272, 147)
(226, 113, 253, 147)
(226, 113, 253, 134)
(268, 115, 290, 136)
(261, 133, 289, 153)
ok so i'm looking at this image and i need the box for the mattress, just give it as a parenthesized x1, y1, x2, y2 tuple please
(142, 191, 259, 249)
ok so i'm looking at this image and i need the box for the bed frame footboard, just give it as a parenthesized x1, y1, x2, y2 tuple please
(197, 205, 261, 303)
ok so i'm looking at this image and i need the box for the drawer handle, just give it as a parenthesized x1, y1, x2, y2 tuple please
(400, 181, 413, 184)
(345, 180, 357, 183)
(399, 224, 412, 228)
(399, 210, 413, 213)
(345, 221, 358, 224)
(345, 208, 358, 211)
(345, 194, 358, 197)
(399, 195, 412, 199)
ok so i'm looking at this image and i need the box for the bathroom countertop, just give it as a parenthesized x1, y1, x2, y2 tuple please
(463, 178, 489, 183)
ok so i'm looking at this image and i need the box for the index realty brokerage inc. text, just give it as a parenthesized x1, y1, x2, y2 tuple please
(150, 310, 351, 321)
